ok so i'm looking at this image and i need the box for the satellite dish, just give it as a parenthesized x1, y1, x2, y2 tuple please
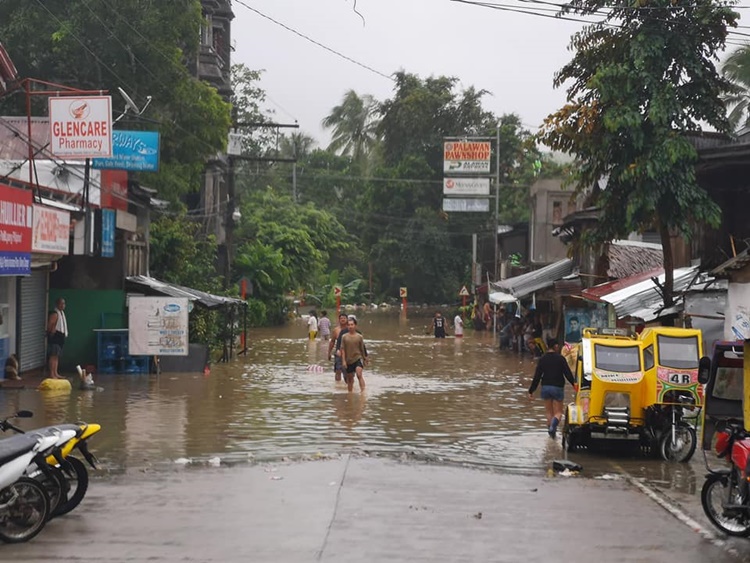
(117, 87, 140, 114)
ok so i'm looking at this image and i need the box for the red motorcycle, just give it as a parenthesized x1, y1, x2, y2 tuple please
(701, 419, 750, 536)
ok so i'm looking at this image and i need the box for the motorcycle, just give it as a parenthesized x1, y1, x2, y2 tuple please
(697, 340, 750, 536)
(0, 411, 100, 517)
(0, 431, 59, 542)
(701, 419, 750, 536)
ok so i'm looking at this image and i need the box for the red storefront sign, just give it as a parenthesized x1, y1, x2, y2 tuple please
(32, 205, 70, 254)
(0, 184, 32, 252)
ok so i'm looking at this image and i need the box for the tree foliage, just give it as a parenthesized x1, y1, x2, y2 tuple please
(722, 45, 750, 131)
(0, 0, 230, 200)
(539, 0, 737, 306)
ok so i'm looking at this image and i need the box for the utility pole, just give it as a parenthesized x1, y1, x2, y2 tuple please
(494, 124, 501, 281)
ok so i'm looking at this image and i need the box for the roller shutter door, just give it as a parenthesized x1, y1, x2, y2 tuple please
(19, 270, 47, 372)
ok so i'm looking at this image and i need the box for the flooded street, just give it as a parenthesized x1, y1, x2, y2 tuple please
(0, 312, 708, 494)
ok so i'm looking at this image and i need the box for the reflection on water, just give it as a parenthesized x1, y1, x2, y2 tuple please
(0, 312, 707, 488)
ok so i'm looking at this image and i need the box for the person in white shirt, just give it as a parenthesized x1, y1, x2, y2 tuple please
(46, 297, 68, 379)
(454, 313, 464, 338)
(307, 311, 318, 340)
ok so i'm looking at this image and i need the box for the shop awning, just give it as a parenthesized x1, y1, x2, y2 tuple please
(125, 276, 245, 310)
(581, 266, 701, 322)
(489, 258, 574, 299)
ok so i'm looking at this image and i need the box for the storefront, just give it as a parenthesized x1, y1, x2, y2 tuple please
(0, 183, 32, 372)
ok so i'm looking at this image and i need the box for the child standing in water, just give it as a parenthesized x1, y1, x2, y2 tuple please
(340, 317, 368, 393)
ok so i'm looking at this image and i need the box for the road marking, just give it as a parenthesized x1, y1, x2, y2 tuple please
(612, 462, 744, 561)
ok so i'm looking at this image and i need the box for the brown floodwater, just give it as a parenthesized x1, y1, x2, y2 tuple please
(0, 311, 710, 494)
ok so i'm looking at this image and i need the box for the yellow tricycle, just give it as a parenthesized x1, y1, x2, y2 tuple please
(639, 327, 703, 462)
(562, 328, 647, 452)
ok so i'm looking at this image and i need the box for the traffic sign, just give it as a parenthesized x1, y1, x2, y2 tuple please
(333, 286, 342, 297)
(459, 285, 470, 297)
(399, 287, 408, 298)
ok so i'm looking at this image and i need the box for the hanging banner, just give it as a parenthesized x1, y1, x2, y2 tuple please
(32, 205, 70, 254)
(100, 209, 115, 258)
(92, 130, 160, 171)
(0, 184, 32, 275)
(128, 297, 189, 356)
(49, 96, 113, 158)
(443, 141, 491, 173)
(443, 177, 490, 195)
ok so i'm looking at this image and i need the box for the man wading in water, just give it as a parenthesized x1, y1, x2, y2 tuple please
(528, 339, 576, 438)
(340, 317, 368, 393)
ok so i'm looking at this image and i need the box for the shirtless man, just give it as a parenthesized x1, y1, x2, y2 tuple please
(328, 313, 348, 382)
(340, 318, 368, 393)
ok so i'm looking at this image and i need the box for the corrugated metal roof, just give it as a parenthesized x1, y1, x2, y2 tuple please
(126, 276, 245, 310)
(490, 258, 574, 298)
(582, 267, 701, 322)
(711, 250, 750, 276)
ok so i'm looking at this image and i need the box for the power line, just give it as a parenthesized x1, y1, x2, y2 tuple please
(233, 0, 395, 82)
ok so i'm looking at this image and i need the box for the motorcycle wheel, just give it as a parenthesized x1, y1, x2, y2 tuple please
(52, 456, 89, 517)
(659, 424, 696, 463)
(0, 477, 50, 543)
(701, 473, 750, 537)
(35, 465, 68, 519)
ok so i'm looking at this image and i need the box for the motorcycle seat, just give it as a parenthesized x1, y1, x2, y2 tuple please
(0, 434, 41, 465)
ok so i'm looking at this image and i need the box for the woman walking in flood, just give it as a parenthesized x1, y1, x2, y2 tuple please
(528, 339, 576, 438)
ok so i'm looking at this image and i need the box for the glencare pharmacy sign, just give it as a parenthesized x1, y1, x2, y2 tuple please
(0, 184, 32, 275)
(49, 96, 112, 159)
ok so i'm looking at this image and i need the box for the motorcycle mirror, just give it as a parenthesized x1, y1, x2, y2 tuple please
(15, 410, 33, 418)
(698, 356, 711, 385)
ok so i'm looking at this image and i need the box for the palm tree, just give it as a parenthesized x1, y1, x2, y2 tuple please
(322, 90, 381, 166)
(722, 45, 750, 131)
(279, 132, 316, 159)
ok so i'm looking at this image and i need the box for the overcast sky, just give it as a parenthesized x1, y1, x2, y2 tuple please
(232, 1, 749, 147)
(231, 0, 590, 146)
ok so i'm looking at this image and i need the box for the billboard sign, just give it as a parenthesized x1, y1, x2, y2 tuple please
(443, 177, 490, 196)
(442, 198, 490, 212)
(49, 96, 112, 158)
(92, 130, 160, 171)
(32, 205, 70, 254)
(129, 297, 189, 356)
(0, 184, 32, 275)
(443, 141, 491, 173)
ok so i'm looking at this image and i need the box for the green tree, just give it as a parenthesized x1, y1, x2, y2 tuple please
(722, 45, 750, 131)
(322, 90, 381, 168)
(539, 0, 737, 310)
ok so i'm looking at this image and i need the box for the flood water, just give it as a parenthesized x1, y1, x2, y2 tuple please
(0, 311, 709, 494)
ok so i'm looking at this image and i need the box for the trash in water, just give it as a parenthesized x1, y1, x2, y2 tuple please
(552, 459, 583, 473)
(208, 457, 221, 466)
(270, 476, 284, 481)
(174, 458, 191, 465)
(595, 474, 620, 480)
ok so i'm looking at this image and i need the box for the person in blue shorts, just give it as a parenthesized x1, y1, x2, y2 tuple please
(528, 339, 576, 438)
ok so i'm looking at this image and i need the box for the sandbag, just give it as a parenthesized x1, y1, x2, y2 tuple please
(37, 378, 72, 392)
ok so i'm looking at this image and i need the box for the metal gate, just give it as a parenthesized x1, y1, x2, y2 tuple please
(19, 270, 47, 372)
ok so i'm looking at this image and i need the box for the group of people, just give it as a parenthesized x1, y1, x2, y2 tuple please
(306, 310, 332, 341)
(322, 312, 367, 393)
(498, 310, 546, 357)
(431, 311, 463, 338)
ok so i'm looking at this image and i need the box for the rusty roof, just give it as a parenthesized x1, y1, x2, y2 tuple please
(607, 241, 664, 279)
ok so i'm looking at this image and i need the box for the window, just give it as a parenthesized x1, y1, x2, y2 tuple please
(643, 344, 655, 371)
(552, 201, 562, 225)
(713, 367, 743, 401)
(594, 344, 641, 372)
(200, 14, 213, 46)
(657, 335, 699, 369)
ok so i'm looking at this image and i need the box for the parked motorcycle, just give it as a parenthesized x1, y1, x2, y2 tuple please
(644, 392, 698, 462)
(0, 431, 58, 542)
(0, 411, 100, 517)
(701, 419, 750, 536)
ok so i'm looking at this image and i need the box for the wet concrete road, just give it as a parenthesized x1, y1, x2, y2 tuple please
(1, 457, 741, 563)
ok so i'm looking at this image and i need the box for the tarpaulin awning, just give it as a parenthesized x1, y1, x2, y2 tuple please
(489, 258, 574, 299)
(126, 276, 245, 310)
(581, 266, 701, 322)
